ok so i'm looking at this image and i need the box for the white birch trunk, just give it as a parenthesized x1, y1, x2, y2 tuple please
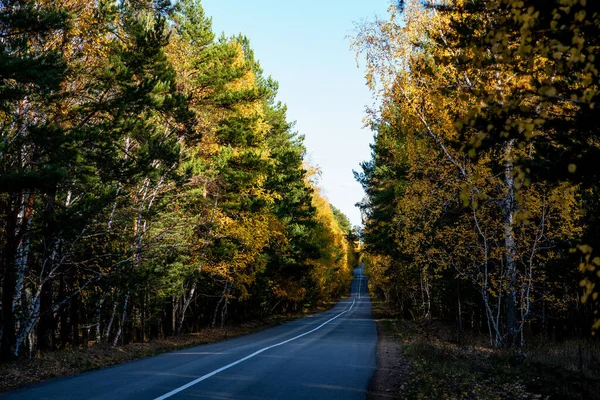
(177, 282, 196, 335)
(104, 293, 119, 341)
(96, 295, 105, 344)
(13, 192, 33, 320)
(112, 293, 129, 347)
(212, 283, 228, 328)
(503, 140, 518, 346)
(14, 287, 41, 357)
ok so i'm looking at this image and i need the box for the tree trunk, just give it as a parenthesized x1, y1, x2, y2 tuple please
(38, 187, 58, 351)
(164, 297, 174, 337)
(95, 295, 104, 344)
(13, 203, 32, 334)
(113, 293, 129, 346)
(59, 274, 70, 347)
(140, 291, 145, 343)
(503, 140, 518, 347)
(177, 283, 196, 335)
(0, 194, 30, 360)
(37, 278, 54, 351)
(212, 283, 228, 328)
(220, 283, 232, 328)
(1, 252, 17, 361)
(177, 188, 220, 334)
(71, 287, 80, 347)
(104, 291, 118, 342)
(14, 292, 40, 357)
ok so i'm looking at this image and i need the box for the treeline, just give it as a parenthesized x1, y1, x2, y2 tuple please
(0, 0, 355, 360)
(353, 0, 600, 347)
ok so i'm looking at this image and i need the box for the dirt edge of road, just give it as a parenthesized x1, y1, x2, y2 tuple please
(367, 318, 410, 400)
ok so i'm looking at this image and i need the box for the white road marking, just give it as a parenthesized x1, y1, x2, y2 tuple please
(153, 297, 357, 400)
(358, 274, 362, 299)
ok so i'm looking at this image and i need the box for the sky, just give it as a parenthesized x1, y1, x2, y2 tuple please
(201, 0, 391, 227)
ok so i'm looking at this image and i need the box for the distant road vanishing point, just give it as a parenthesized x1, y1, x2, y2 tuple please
(4, 268, 377, 400)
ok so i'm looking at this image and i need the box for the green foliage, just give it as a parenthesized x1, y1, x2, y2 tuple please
(0, 0, 355, 359)
(353, 0, 600, 346)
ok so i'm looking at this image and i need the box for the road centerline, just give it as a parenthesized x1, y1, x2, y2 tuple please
(153, 297, 358, 400)
(358, 273, 362, 299)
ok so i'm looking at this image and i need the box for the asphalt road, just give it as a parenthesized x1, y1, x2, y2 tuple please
(4, 268, 376, 400)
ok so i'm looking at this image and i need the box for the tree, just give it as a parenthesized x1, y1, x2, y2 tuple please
(0, 0, 359, 360)
(0, 0, 70, 360)
(352, 0, 592, 346)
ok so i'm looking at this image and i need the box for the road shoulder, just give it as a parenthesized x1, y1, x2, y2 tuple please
(367, 310, 411, 399)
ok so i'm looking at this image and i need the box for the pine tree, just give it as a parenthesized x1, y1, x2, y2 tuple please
(0, 0, 69, 360)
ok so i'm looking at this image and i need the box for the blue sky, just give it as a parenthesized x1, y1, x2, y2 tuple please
(201, 0, 391, 226)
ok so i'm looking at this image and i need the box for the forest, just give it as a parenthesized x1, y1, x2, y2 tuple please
(353, 0, 600, 348)
(0, 0, 356, 361)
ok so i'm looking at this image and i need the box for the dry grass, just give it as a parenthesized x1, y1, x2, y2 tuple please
(526, 339, 600, 378)
(371, 301, 600, 400)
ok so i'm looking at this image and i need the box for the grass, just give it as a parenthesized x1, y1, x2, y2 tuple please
(370, 300, 600, 400)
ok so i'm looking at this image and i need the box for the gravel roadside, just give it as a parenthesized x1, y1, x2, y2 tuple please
(367, 319, 411, 399)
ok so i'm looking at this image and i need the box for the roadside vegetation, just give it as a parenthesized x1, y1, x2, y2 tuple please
(353, 0, 600, 347)
(355, 0, 600, 397)
(0, 0, 357, 365)
(371, 299, 600, 400)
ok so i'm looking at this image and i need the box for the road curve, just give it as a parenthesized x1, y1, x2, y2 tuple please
(3, 268, 376, 399)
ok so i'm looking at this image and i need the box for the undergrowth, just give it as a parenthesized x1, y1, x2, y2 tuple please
(371, 301, 600, 400)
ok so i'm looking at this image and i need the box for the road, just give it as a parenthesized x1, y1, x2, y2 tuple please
(4, 268, 376, 400)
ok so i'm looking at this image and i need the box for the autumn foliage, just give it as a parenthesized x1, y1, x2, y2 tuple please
(0, 0, 354, 360)
(353, 0, 600, 346)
